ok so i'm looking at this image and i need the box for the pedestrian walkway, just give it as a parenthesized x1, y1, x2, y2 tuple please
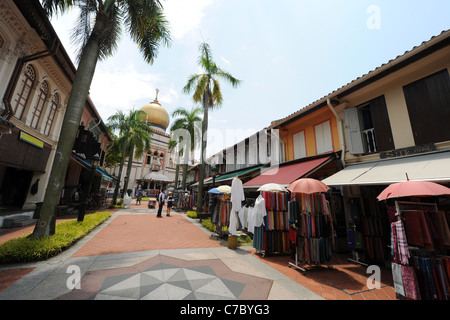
(0, 203, 396, 301)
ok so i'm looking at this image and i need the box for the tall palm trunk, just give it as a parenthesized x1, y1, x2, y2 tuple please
(112, 136, 128, 205)
(32, 15, 106, 238)
(196, 89, 210, 213)
(122, 142, 135, 197)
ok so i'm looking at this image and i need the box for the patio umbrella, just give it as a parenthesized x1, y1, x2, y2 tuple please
(208, 188, 222, 194)
(208, 185, 231, 194)
(216, 185, 231, 194)
(287, 178, 330, 194)
(257, 183, 287, 192)
(377, 180, 450, 201)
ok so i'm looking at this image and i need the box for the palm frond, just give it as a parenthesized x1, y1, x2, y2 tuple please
(216, 69, 242, 88)
(211, 78, 223, 108)
(41, 0, 75, 16)
(182, 74, 202, 95)
(126, 3, 171, 64)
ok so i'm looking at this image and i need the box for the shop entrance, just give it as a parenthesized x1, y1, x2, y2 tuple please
(0, 166, 33, 209)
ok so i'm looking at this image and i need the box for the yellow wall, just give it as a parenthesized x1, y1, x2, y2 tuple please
(279, 106, 341, 162)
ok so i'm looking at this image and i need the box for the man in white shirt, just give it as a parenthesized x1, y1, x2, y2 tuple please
(157, 190, 165, 218)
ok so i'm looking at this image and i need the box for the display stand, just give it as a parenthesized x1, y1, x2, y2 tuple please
(210, 194, 231, 240)
(391, 200, 450, 300)
(288, 192, 334, 273)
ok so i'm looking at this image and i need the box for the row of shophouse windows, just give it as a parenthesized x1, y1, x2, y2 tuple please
(12, 64, 60, 138)
(291, 68, 450, 160)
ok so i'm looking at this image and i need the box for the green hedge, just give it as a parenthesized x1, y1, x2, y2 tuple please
(0, 211, 111, 264)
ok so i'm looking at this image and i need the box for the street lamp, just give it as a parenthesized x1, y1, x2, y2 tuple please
(78, 153, 100, 222)
(211, 164, 217, 188)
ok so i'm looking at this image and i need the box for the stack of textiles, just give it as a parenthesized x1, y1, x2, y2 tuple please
(288, 193, 334, 266)
(402, 210, 450, 249)
(391, 262, 422, 300)
(215, 198, 231, 228)
(298, 213, 332, 238)
(299, 193, 330, 215)
(412, 255, 450, 300)
(288, 199, 301, 223)
(296, 236, 332, 265)
(259, 191, 289, 254)
(263, 231, 289, 254)
(261, 191, 288, 211)
(265, 211, 289, 231)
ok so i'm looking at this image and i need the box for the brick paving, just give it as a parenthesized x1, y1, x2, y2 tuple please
(0, 202, 397, 300)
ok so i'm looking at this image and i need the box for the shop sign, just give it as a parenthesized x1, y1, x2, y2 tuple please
(19, 131, 44, 149)
(380, 143, 436, 159)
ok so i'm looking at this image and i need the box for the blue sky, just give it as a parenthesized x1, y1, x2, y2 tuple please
(50, 0, 450, 158)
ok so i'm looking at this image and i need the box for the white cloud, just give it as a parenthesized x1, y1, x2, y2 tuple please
(163, 0, 214, 39)
(220, 56, 231, 65)
(89, 63, 178, 119)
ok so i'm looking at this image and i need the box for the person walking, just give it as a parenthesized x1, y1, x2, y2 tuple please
(166, 192, 173, 216)
(157, 190, 165, 218)
(136, 189, 143, 205)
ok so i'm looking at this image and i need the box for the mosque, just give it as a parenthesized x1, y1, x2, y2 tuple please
(108, 89, 177, 197)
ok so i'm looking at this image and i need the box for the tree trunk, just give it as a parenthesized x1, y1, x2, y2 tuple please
(122, 143, 135, 198)
(112, 136, 128, 205)
(196, 91, 210, 214)
(174, 162, 180, 189)
(31, 20, 103, 238)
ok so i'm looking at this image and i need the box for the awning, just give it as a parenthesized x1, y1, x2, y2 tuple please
(322, 151, 450, 186)
(243, 156, 332, 188)
(191, 165, 265, 187)
(71, 153, 115, 182)
(143, 171, 173, 182)
(214, 165, 265, 183)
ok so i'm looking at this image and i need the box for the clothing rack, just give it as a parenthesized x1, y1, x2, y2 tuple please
(288, 193, 334, 273)
(253, 191, 290, 257)
(391, 200, 450, 300)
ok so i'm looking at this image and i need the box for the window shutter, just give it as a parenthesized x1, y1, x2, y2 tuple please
(293, 131, 306, 159)
(344, 108, 364, 154)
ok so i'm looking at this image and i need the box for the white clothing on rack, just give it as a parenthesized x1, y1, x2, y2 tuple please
(254, 195, 267, 228)
(231, 177, 245, 212)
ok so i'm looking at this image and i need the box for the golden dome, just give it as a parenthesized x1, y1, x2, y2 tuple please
(140, 89, 170, 131)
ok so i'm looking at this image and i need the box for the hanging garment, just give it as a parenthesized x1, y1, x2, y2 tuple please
(431, 211, 450, 246)
(231, 177, 245, 213)
(254, 195, 267, 227)
(253, 225, 264, 251)
(392, 262, 406, 298)
(401, 265, 421, 300)
(229, 211, 239, 236)
(247, 207, 255, 234)
(395, 220, 410, 265)
(402, 211, 425, 247)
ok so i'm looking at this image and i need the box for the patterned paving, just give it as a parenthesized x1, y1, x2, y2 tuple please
(56, 255, 273, 300)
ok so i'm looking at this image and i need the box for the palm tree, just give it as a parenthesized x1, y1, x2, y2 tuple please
(167, 139, 179, 189)
(170, 106, 202, 190)
(32, 0, 171, 238)
(183, 42, 241, 213)
(121, 110, 152, 197)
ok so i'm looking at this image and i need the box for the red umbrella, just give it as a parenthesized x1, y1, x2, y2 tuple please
(287, 178, 330, 194)
(377, 180, 450, 201)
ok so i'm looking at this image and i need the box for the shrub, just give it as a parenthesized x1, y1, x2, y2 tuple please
(0, 211, 111, 264)
(186, 211, 197, 218)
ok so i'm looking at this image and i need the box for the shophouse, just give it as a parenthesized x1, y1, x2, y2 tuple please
(319, 29, 450, 267)
(0, 0, 112, 225)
